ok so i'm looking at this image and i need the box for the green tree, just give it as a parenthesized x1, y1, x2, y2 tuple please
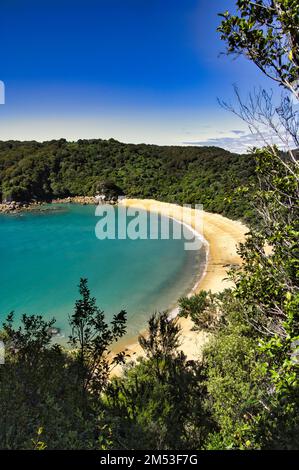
(69, 278, 127, 409)
(106, 312, 213, 450)
(178, 290, 220, 332)
(193, 0, 299, 449)
(218, 0, 299, 97)
(0, 279, 126, 449)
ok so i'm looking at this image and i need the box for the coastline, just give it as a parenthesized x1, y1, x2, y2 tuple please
(0, 196, 97, 214)
(1, 196, 248, 364)
(111, 198, 248, 369)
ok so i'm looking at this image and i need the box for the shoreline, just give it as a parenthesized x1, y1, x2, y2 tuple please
(162, 213, 209, 321)
(0, 196, 248, 364)
(111, 199, 248, 369)
(0, 196, 97, 214)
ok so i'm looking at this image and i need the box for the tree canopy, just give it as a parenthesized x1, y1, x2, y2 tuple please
(0, 139, 257, 223)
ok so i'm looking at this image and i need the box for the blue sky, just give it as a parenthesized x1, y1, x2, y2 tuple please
(0, 0, 274, 151)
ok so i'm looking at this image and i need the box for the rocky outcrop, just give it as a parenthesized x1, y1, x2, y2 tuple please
(51, 196, 96, 205)
(0, 201, 42, 214)
(52, 195, 122, 205)
(0, 195, 125, 214)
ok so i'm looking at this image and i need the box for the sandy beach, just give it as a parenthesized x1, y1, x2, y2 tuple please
(110, 198, 248, 372)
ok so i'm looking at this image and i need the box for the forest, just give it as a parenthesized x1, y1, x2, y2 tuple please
(0, 140, 256, 222)
(0, 0, 298, 451)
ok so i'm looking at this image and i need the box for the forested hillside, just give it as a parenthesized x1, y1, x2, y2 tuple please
(1, 0, 299, 452)
(0, 139, 255, 222)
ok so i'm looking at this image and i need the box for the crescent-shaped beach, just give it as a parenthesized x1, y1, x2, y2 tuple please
(112, 199, 248, 367)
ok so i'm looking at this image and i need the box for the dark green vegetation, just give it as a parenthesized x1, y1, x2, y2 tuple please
(0, 279, 128, 450)
(0, 139, 256, 222)
(1, 137, 298, 449)
(218, 0, 299, 99)
(0, 0, 298, 450)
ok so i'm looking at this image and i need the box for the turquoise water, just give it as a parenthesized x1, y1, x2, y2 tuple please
(0, 204, 205, 340)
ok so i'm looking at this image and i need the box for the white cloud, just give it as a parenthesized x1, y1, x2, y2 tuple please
(183, 130, 287, 154)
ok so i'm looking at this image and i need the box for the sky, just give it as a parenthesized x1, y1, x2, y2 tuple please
(0, 0, 275, 152)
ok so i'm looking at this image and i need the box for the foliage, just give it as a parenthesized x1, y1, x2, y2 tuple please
(0, 139, 257, 223)
(69, 278, 127, 409)
(1, 0, 299, 451)
(105, 312, 214, 450)
(94, 179, 124, 200)
(218, 0, 299, 97)
(178, 290, 221, 332)
(0, 280, 126, 449)
(198, 0, 299, 449)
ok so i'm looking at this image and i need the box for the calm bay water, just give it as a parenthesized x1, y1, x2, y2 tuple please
(0, 204, 205, 339)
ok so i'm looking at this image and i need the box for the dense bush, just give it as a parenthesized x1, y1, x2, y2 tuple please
(0, 139, 256, 223)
